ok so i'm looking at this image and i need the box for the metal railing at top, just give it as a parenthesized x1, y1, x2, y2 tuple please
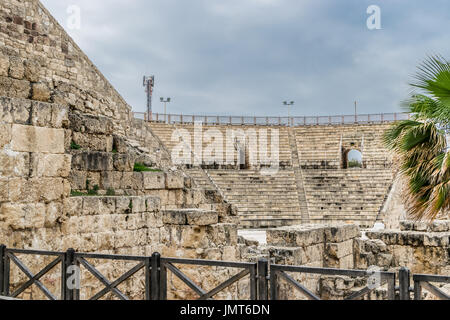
(132, 112, 411, 127)
(1, 245, 448, 300)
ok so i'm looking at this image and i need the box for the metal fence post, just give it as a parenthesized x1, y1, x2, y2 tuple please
(257, 259, 268, 300)
(0, 244, 5, 296)
(399, 267, 411, 300)
(269, 269, 278, 300)
(145, 256, 151, 300)
(64, 248, 76, 300)
(151, 253, 161, 300)
(413, 279, 422, 300)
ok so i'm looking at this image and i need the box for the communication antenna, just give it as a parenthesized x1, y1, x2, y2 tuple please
(143, 75, 155, 121)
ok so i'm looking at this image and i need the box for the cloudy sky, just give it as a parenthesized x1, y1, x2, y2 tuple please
(41, 0, 450, 117)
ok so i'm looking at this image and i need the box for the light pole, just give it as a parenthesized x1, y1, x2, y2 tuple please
(283, 101, 294, 126)
(160, 97, 171, 123)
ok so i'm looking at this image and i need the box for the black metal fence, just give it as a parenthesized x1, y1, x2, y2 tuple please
(0, 245, 448, 300)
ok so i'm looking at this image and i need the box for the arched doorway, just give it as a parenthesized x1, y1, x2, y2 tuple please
(343, 149, 363, 169)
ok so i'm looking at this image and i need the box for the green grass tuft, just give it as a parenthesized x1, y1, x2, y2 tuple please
(133, 162, 162, 172)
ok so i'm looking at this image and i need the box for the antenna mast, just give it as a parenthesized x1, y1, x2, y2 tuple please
(143, 75, 155, 121)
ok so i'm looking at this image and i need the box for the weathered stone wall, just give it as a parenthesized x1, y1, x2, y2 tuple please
(357, 221, 450, 275)
(263, 224, 360, 300)
(0, 0, 132, 135)
(0, 97, 70, 249)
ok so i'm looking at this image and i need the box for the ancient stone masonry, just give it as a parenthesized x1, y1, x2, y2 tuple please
(0, 0, 134, 134)
(357, 221, 450, 275)
(151, 121, 398, 228)
(0, 0, 241, 292)
(0, 97, 70, 249)
(0, 0, 449, 301)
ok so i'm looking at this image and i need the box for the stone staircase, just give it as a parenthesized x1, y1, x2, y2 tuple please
(148, 122, 397, 229)
(149, 123, 292, 167)
(288, 127, 310, 223)
(207, 169, 303, 228)
(302, 168, 394, 227)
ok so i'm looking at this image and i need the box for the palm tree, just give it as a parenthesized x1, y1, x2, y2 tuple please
(384, 55, 450, 221)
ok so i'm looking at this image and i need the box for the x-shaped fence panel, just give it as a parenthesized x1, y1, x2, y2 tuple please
(270, 264, 396, 300)
(1, 245, 449, 300)
(413, 274, 450, 300)
(1, 248, 65, 300)
(72, 252, 150, 300)
(160, 258, 258, 300)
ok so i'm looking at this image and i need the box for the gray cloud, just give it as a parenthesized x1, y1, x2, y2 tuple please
(41, 0, 450, 117)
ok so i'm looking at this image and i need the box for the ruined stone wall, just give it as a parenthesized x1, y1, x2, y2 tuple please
(0, 97, 70, 249)
(0, 0, 132, 134)
(357, 221, 450, 275)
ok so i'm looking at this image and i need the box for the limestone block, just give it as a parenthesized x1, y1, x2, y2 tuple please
(121, 172, 134, 189)
(99, 171, 114, 190)
(30, 101, 52, 127)
(86, 172, 101, 189)
(143, 196, 161, 212)
(162, 210, 187, 225)
(37, 178, 67, 202)
(185, 209, 219, 226)
(72, 132, 112, 152)
(69, 170, 87, 190)
(267, 224, 327, 247)
(179, 225, 209, 249)
(11, 124, 65, 153)
(31, 82, 51, 102)
(113, 153, 134, 171)
(0, 77, 31, 100)
(82, 197, 116, 216)
(146, 212, 163, 229)
(8, 178, 39, 202)
(430, 221, 450, 232)
(64, 197, 83, 217)
(0, 55, 9, 76)
(51, 104, 69, 128)
(423, 233, 450, 247)
(375, 253, 394, 268)
(112, 172, 123, 189)
(0, 150, 30, 177)
(1, 202, 46, 230)
(0, 178, 8, 202)
(363, 239, 387, 254)
(206, 223, 238, 246)
(30, 153, 71, 177)
(69, 113, 114, 135)
(165, 173, 184, 189)
(0, 97, 31, 124)
(325, 253, 354, 269)
(8, 56, 24, 80)
(324, 224, 360, 243)
(326, 239, 354, 259)
(366, 230, 403, 245)
(45, 202, 63, 228)
(71, 151, 113, 172)
(130, 172, 143, 190)
(24, 59, 40, 82)
(222, 246, 238, 261)
(115, 197, 133, 214)
(131, 196, 146, 213)
(0, 123, 11, 148)
(142, 172, 165, 190)
(112, 135, 128, 153)
(268, 246, 304, 265)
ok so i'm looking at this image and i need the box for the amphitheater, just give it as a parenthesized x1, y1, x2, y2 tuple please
(0, 0, 448, 301)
